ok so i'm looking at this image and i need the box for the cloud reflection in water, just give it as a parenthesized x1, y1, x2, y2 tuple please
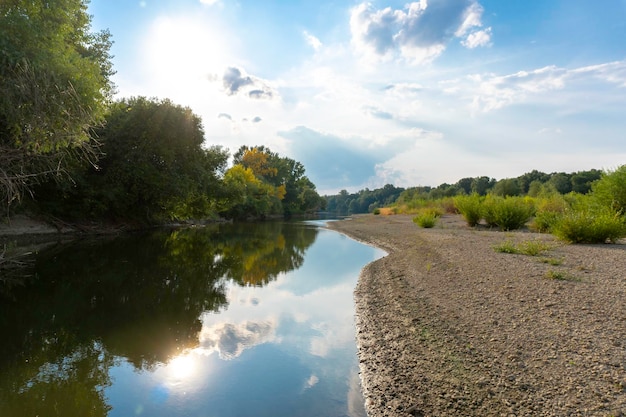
(198, 319, 277, 360)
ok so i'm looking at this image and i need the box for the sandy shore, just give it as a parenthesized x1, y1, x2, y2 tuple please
(328, 214, 626, 417)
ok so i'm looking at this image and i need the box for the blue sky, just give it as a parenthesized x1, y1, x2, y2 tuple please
(88, 0, 626, 194)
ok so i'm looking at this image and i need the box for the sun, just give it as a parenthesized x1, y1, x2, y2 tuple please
(142, 14, 233, 92)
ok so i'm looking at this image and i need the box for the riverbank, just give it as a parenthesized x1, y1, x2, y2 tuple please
(327, 214, 626, 417)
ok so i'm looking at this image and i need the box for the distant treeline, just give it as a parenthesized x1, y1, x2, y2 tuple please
(324, 169, 603, 215)
(324, 184, 406, 215)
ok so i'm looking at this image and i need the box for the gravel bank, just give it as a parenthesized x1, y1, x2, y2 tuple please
(328, 214, 626, 417)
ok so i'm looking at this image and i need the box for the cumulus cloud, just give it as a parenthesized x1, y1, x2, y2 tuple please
(350, 0, 491, 64)
(221, 66, 278, 100)
(462, 27, 492, 48)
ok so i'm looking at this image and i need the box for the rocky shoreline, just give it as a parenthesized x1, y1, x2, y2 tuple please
(327, 214, 626, 417)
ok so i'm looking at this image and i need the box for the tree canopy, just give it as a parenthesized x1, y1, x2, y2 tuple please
(224, 145, 324, 219)
(0, 0, 114, 211)
(34, 97, 229, 224)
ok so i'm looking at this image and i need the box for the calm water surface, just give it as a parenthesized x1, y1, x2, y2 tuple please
(0, 221, 384, 417)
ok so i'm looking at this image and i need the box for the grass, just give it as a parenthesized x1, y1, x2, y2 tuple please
(545, 269, 581, 281)
(377, 207, 395, 215)
(493, 239, 553, 256)
(540, 257, 564, 266)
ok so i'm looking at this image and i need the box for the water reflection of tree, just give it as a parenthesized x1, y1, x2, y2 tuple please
(0, 221, 319, 415)
(216, 222, 318, 286)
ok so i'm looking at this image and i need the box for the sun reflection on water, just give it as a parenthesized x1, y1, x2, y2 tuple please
(167, 354, 197, 381)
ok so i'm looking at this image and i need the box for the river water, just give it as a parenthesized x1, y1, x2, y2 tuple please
(0, 220, 385, 417)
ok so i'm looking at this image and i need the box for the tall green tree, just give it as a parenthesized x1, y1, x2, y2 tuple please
(0, 0, 114, 211)
(570, 169, 602, 194)
(492, 178, 521, 197)
(91, 97, 228, 223)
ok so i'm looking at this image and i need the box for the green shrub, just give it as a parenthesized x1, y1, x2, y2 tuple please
(413, 213, 437, 228)
(592, 165, 626, 214)
(482, 196, 536, 231)
(412, 207, 441, 228)
(422, 206, 443, 218)
(440, 197, 457, 214)
(552, 208, 626, 243)
(532, 211, 563, 233)
(373, 208, 381, 215)
(453, 194, 482, 226)
(531, 193, 568, 232)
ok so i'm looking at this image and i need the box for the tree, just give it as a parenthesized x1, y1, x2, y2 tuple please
(548, 172, 572, 194)
(571, 169, 602, 194)
(517, 170, 549, 194)
(222, 164, 282, 219)
(471, 176, 495, 196)
(70, 97, 228, 223)
(456, 177, 473, 195)
(492, 178, 520, 197)
(231, 145, 322, 216)
(0, 0, 114, 211)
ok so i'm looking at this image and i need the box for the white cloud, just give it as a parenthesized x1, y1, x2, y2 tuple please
(349, 0, 490, 65)
(462, 28, 492, 48)
(455, 1, 484, 37)
(199, 0, 220, 5)
(469, 65, 568, 112)
(572, 61, 626, 87)
(303, 30, 323, 51)
(466, 60, 626, 113)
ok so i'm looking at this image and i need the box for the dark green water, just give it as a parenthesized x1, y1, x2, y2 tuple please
(0, 221, 384, 417)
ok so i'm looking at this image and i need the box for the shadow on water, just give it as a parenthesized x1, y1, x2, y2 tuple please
(0, 222, 320, 417)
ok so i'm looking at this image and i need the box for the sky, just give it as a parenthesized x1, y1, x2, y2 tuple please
(88, 0, 626, 194)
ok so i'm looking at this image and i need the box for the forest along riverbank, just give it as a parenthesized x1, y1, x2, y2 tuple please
(327, 214, 626, 417)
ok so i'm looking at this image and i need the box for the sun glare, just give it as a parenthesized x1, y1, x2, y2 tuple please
(144, 15, 231, 91)
(167, 353, 198, 380)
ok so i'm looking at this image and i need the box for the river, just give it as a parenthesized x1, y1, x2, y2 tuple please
(0, 220, 385, 417)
